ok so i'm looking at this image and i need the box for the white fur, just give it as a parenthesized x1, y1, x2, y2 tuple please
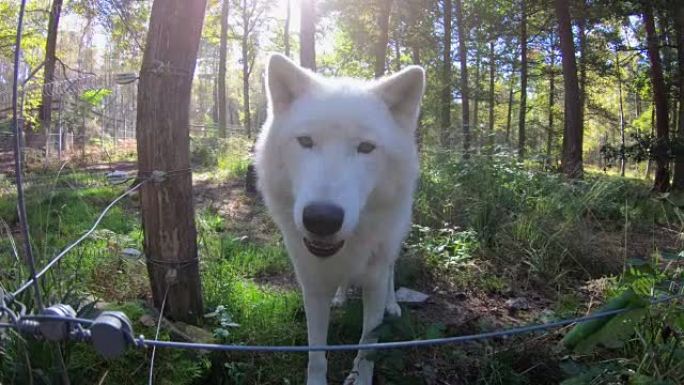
(255, 54, 425, 385)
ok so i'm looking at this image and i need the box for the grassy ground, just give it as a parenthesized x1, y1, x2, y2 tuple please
(1, 139, 683, 384)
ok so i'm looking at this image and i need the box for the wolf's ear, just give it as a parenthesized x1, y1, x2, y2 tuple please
(267, 53, 313, 116)
(371, 66, 425, 131)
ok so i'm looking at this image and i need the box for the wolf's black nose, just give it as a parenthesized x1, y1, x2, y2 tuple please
(303, 202, 344, 236)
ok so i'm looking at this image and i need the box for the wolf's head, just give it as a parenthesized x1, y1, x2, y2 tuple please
(256, 54, 425, 258)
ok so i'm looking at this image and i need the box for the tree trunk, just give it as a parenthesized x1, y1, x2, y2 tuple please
(136, 0, 206, 323)
(644, 5, 670, 192)
(672, 5, 684, 190)
(506, 58, 516, 146)
(40, 0, 63, 147)
(300, 0, 316, 70)
(473, 52, 481, 151)
(616, 50, 626, 176)
(578, 0, 587, 130)
(393, 35, 401, 72)
(518, 0, 527, 159)
(488, 41, 495, 150)
(284, 0, 291, 57)
(374, 0, 393, 78)
(242, 0, 252, 138)
(440, 0, 452, 146)
(455, 0, 470, 154)
(218, 0, 229, 137)
(411, 45, 420, 66)
(212, 75, 219, 123)
(555, 0, 583, 178)
(646, 103, 655, 179)
(547, 33, 556, 160)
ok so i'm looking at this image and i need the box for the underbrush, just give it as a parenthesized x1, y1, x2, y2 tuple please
(191, 135, 252, 180)
(1, 151, 683, 384)
(413, 152, 676, 290)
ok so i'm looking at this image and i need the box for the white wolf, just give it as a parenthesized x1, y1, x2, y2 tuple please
(255, 54, 425, 385)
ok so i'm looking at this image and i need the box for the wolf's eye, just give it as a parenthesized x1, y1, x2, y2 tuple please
(357, 141, 376, 154)
(297, 136, 314, 148)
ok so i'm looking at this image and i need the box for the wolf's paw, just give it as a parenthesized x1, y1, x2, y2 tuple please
(342, 370, 359, 385)
(385, 302, 402, 317)
(343, 370, 372, 385)
(344, 357, 373, 385)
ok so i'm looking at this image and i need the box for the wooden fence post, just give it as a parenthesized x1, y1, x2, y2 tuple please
(135, 0, 207, 323)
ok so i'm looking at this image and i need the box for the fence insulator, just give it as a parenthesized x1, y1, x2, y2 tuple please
(39, 304, 76, 341)
(91, 311, 134, 359)
(114, 73, 138, 85)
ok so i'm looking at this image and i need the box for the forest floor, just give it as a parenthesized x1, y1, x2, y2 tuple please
(1, 143, 683, 385)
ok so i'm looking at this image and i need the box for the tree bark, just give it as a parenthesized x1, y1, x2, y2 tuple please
(547, 33, 556, 160)
(555, 0, 583, 178)
(643, 4, 670, 192)
(672, 5, 684, 190)
(578, 0, 587, 131)
(136, 0, 207, 323)
(41, 0, 63, 147)
(218, 0, 229, 137)
(440, 0, 452, 146)
(616, 50, 626, 176)
(455, 0, 470, 154)
(506, 58, 516, 146)
(284, 0, 291, 57)
(242, 0, 252, 138)
(393, 34, 401, 72)
(300, 0, 316, 70)
(374, 0, 393, 78)
(488, 41, 495, 150)
(518, 0, 527, 159)
(473, 52, 481, 150)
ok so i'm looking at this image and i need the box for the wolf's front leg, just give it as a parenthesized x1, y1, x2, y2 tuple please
(344, 268, 389, 385)
(384, 262, 401, 317)
(304, 288, 333, 385)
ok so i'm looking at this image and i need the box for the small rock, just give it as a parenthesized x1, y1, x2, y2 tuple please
(505, 297, 530, 312)
(121, 248, 142, 259)
(175, 322, 215, 344)
(395, 287, 430, 304)
(139, 314, 157, 327)
(106, 170, 130, 185)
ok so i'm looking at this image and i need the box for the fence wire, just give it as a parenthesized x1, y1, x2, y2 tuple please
(0, 293, 681, 353)
(7, 178, 148, 302)
(0, 156, 682, 356)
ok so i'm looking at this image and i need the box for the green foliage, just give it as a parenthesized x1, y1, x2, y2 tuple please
(80, 88, 113, 106)
(412, 152, 662, 288)
(408, 224, 479, 270)
(560, 256, 684, 385)
(191, 135, 251, 179)
(562, 289, 648, 353)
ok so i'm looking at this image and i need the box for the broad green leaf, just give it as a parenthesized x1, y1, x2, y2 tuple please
(562, 289, 648, 353)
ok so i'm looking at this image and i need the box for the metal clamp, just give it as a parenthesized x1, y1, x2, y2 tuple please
(91, 311, 134, 359)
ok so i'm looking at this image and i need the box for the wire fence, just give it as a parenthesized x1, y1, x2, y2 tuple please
(0, 162, 682, 356)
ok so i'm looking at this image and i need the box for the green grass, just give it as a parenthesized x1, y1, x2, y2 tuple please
(1, 148, 683, 384)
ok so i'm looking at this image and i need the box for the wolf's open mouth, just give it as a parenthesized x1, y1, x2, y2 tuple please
(303, 238, 344, 257)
